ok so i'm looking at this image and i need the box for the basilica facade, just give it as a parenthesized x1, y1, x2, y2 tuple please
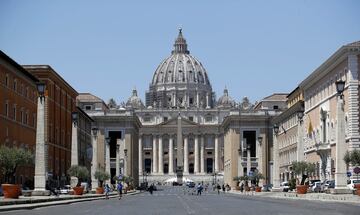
(77, 29, 284, 186)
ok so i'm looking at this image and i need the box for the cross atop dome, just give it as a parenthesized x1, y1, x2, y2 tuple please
(172, 28, 190, 54)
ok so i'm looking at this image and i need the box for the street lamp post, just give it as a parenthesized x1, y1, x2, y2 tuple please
(71, 111, 79, 166)
(32, 82, 50, 196)
(272, 124, 281, 192)
(91, 127, 98, 192)
(333, 80, 351, 193)
(297, 107, 304, 161)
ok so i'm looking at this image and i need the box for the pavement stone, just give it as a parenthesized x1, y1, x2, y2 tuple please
(0, 190, 140, 212)
(228, 190, 360, 204)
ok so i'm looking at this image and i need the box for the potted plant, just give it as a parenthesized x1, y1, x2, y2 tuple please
(233, 176, 241, 190)
(250, 170, 264, 192)
(344, 150, 360, 196)
(0, 146, 33, 199)
(292, 161, 315, 194)
(94, 169, 110, 194)
(67, 165, 89, 195)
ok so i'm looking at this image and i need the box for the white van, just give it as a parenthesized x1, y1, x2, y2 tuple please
(347, 179, 360, 190)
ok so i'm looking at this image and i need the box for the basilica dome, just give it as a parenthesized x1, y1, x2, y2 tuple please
(151, 29, 211, 87)
(126, 88, 144, 109)
(217, 88, 236, 108)
(146, 29, 214, 109)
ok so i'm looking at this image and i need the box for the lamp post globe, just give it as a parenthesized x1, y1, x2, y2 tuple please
(71, 111, 78, 125)
(335, 80, 345, 95)
(91, 127, 98, 137)
(273, 124, 280, 135)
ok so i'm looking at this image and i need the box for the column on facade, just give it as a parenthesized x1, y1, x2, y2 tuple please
(347, 54, 360, 150)
(116, 139, 121, 177)
(71, 121, 78, 166)
(173, 92, 176, 107)
(214, 135, 219, 173)
(158, 136, 164, 174)
(138, 136, 143, 175)
(194, 135, 199, 174)
(256, 134, 263, 174)
(33, 96, 47, 194)
(105, 138, 111, 184)
(184, 136, 189, 174)
(196, 90, 199, 108)
(152, 136, 158, 174)
(206, 93, 210, 108)
(169, 136, 174, 174)
(200, 135, 205, 174)
(246, 141, 251, 176)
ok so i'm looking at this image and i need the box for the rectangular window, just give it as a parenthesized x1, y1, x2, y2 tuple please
(33, 113, 36, 127)
(205, 115, 212, 122)
(85, 105, 92, 110)
(13, 105, 16, 120)
(163, 117, 168, 122)
(5, 75, 8, 86)
(20, 110, 23, 123)
(13, 79, 17, 91)
(188, 116, 193, 121)
(25, 112, 28, 124)
(5, 102, 8, 116)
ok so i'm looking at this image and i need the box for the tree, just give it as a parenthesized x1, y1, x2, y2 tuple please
(108, 98, 117, 109)
(344, 151, 351, 170)
(67, 165, 89, 187)
(0, 146, 33, 184)
(250, 170, 265, 187)
(94, 169, 110, 187)
(292, 161, 316, 185)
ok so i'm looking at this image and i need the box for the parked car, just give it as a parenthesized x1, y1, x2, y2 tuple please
(347, 179, 360, 191)
(186, 182, 195, 188)
(311, 181, 323, 193)
(309, 179, 321, 187)
(59, 185, 72, 194)
(262, 184, 272, 192)
(280, 181, 289, 192)
(324, 180, 335, 190)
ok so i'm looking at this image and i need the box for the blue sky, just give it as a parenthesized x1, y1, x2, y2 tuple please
(1, 0, 359, 104)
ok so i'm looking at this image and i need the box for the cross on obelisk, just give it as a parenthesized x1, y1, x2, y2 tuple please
(176, 113, 183, 184)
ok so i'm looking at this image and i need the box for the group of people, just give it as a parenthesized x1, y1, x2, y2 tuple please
(104, 182, 123, 200)
(215, 183, 231, 194)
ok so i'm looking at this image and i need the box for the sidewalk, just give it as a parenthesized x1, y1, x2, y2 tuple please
(0, 190, 140, 212)
(229, 190, 360, 204)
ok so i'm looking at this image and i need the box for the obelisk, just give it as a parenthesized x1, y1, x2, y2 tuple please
(176, 113, 183, 184)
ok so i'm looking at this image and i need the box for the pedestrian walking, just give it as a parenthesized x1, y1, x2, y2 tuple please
(222, 184, 225, 193)
(217, 184, 221, 195)
(104, 184, 111, 199)
(196, 183, 203, 196)
(240, 183, 244, 193)
(117, 182, 123, 200)
(149, 184, 154, 195)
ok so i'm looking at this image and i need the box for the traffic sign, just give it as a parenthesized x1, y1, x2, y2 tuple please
(354, 167, 360, 174)
(347, 171, 352, 177)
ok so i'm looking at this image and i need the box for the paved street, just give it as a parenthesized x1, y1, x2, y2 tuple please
(2, 186, 360, 215)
